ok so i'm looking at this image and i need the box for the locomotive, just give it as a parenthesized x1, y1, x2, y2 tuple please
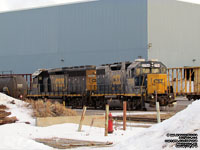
(27, 59, 175, 110)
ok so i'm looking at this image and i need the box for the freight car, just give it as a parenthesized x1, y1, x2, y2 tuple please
(27, 59, 175, 110)
(0, 75, 28, 99)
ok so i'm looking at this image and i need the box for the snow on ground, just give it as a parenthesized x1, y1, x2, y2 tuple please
(0, 92, 200, 150)
(0, 93, 145, 150)
(0, 123, 145, 150)
(0, 93, 35, 125)
(114, 100, 200, 150)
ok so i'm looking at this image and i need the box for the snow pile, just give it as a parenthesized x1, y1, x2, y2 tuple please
(116, 100, 200, 150)
(1, 92, 199, 150)
(0, 122, 144, 150)
(0, 134, 51, 150)
(0, 93, 145, 150)
(0, 93, 35, 125)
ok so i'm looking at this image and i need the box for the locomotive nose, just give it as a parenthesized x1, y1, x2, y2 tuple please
(147, 74, 167, 95)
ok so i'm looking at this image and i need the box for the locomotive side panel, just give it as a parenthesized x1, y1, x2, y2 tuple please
(31, 77, 39, 95)
(67, 70, 86, 94)
(97, 62, 127, 95)
(126, 61, 142, 95)
(50, 74, 65, 92)
(96, 68, 106, 94)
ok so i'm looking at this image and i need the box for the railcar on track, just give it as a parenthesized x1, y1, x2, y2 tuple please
(27, 59, 175, 110)
(0, 75, 28, 99)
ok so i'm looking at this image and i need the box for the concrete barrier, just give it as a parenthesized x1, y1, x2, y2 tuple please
(36, 115, 105, 128)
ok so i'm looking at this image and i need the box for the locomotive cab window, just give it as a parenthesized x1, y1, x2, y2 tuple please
(135, 68, 141, 76)
(110, 65, 121, 71)
(135, 76, 146, 86)
(142, 68, 150, 74)
(125, 63, 131, 70)
(131, 68, 135, 77)
(152, 68, 160, 74)
(161, 67, 167, 74)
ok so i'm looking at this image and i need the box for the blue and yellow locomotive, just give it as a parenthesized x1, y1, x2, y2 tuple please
(28, 59, 175, 110)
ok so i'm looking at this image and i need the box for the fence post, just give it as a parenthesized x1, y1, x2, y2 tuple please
(78, 106, 87, 132)
(155, 91, 161, 123)
(156, 102, 161, 123)
(105, 104, 109, 136)
(123, 101, 127, 130)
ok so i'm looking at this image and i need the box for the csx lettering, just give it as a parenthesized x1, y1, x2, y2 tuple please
(89, 79, 96, 83)
(92, 79, 96, 82)
(154, 79, 163, 84)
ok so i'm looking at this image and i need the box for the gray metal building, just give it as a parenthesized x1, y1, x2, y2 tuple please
(0, 0, 147, 73)
(1, 0, 199, 73)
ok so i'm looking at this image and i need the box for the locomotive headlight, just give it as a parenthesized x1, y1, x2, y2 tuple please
(151, 95, 154, 99)
(169, 95, 172, 99)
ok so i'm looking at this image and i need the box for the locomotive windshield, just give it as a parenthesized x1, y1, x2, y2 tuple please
(131, 62, 167, 77)
(140, 62, 166, 74)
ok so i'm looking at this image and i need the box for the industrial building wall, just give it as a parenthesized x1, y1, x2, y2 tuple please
(148, 0, 200, 68)
(0, 0, 147, 73)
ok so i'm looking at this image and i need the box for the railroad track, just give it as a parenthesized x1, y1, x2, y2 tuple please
(113, 113, 175, 123)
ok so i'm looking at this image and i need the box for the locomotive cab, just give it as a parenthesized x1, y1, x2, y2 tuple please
(127, 59, 174, 106)
(30, 69, 49, 96)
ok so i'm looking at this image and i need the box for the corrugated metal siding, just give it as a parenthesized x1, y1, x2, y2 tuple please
(0, 0, 147, 73)
(148, 0, 200, 67)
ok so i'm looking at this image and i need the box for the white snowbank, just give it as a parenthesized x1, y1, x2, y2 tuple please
(1, 92, 199, 150)
(0, 135, 51, 150)
(0, 93, 35, 125)
(115, 100, 200, 150)
(0, 93, 145, 150)
(0, 122, 145, 150)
